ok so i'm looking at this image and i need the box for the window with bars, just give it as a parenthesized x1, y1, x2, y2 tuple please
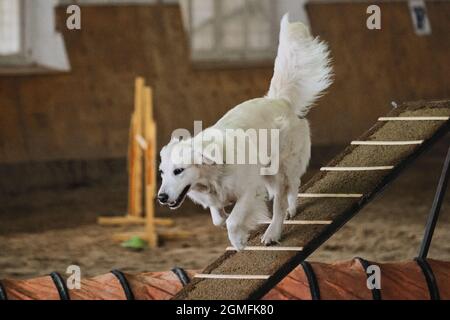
(184, 0, 278, 65)
(180, 0, 308, 67)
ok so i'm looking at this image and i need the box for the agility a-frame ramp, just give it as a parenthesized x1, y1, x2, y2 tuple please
(174, 100, 450, 300)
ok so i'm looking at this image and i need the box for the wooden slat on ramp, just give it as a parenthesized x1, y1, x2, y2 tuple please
(173, 100, 450, 300)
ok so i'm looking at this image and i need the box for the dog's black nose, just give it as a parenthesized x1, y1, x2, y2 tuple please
(158, 193, 169, 204)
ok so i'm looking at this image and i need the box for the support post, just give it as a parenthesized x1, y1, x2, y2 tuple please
(418, 145, 450, 259)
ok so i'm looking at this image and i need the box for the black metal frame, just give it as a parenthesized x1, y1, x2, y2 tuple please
(414, 257, 440, 300)
(417, 145, 450, 259)
(411, 144, 449, 300)
(300, 261, 320, 300)
(355, 257, 382, 300)
(111, 269, 135, 300)
(0, 281, 7, 300)
(171, 267, 191, 287)
(49, 271, 70, 300)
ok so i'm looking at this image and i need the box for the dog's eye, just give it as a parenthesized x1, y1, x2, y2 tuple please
(159, 170, 164, 175)
(173, 168, 184, 176)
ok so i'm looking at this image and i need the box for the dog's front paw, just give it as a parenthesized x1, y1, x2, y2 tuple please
(212, 215, 227, 228)
(227, 222, 248, 251)
(287, 207, 297, 220)
(229, 233, 248, 251)
(261, 224, 282, 245)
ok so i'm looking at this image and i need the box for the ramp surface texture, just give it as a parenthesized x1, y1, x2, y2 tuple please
(174, 100, 450, 300)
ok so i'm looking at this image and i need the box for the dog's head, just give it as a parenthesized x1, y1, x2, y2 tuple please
(157, 137, 217, 210)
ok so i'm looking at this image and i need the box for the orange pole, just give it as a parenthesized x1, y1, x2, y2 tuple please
(143, 86, 157, 248)
(128, 77, 145, 217)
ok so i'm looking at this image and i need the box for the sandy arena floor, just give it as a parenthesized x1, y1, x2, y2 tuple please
(0, 140, 448, 279)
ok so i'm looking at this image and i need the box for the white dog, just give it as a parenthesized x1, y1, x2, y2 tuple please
(158, 14, 332, 250)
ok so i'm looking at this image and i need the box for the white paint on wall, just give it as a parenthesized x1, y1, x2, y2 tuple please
(0, 0, 21, 55)
(0, 0, 70, 74)
(26, 0, 70, 71)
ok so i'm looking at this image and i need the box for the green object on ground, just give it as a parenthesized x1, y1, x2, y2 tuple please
(121, 236, 147, 250)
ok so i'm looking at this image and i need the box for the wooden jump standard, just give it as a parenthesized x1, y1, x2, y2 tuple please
(98, 77, 190, 248)
(174, 100, 450, 300)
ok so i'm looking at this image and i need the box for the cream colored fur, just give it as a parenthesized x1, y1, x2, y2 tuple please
(158, 14, 332, 250)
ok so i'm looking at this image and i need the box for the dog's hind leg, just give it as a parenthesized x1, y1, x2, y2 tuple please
(287, 185, 299, 219)
(286, 142, 309, 219)
(286, 173, 301, 219)
(261, 177, 289, 245)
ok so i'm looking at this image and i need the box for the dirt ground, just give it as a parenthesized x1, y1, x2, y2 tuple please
(0, 140, 448, 280)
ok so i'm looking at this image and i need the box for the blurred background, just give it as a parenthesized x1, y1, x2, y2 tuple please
(0, 0, 448, 279)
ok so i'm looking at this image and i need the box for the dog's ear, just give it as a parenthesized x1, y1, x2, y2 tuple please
(169, 128, 191, 144)
(193, 148, 222, 166)
(193, 150, 215, 165)
(201, 152, 217, 165)
(169, 135, 183, 144)
(192, 138, 223, 165)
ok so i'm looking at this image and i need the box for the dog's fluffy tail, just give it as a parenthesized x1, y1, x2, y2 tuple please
(267, 14, 333, 117)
